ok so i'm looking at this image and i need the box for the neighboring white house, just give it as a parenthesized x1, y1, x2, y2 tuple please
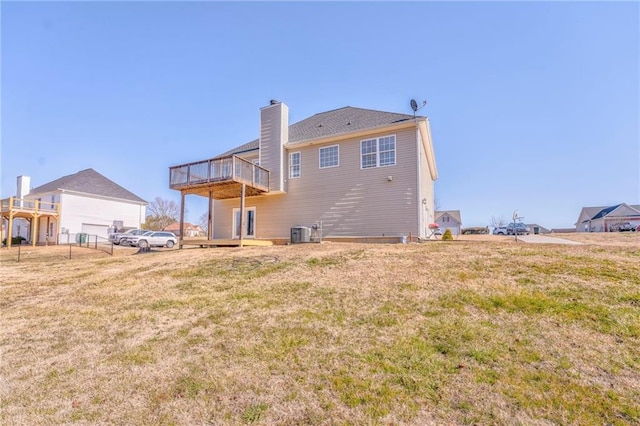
(1, 169, 147, 246)
(575, 203, 640, 232)
(165, 222, 205, 237)
(169, 100, 439, 242)
(435, 210, 462, 235)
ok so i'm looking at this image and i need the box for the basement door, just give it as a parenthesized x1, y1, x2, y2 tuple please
(232, 207, 256, 239)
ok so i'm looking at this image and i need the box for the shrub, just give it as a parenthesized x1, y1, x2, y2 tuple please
(2, 236, 26, 246)
(442, 229, 454, 241)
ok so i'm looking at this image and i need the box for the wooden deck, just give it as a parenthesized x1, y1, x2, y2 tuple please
(181, 238, 273, 248)
(169, 155, 270, 199)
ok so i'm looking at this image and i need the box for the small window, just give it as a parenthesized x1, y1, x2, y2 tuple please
(319, 145, 339, 169)
(443, 216, 450, 223)
(361, 135, 396, 169)
(289, 152, 301, 178)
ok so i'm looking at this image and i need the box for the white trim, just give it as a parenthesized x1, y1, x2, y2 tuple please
(360, 134, 396, 169)
(289, 151, 301, 178)
(319, 144, 340, 169)
(232, 207, 256, 239)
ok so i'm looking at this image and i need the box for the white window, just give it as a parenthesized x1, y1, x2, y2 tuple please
(289, 152, 301, 178)
(361, 135, 396, 169)
(319, 145, 339, 169)
(233, 207, 256, 239)
(443, 216, 450, 223)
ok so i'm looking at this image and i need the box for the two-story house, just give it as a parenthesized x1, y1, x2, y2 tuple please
(169, 100, 438, 244)
(1, 168, 147, 247)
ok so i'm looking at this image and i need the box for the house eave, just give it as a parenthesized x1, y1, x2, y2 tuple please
(49, 189, 148, 205)
(285, 120, 420, 149)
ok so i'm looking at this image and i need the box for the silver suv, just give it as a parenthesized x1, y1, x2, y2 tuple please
(507, 223, 530, 235)
(121, 231, 177, 248)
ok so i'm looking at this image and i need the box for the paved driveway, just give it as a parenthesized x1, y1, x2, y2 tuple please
(517, 235, 583, 245)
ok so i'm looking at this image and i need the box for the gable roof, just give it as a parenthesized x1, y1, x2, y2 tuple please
(165, 222, 203, 232)
(215, 106, 420, 158)
(590, 204, 624, 220)
(579, 203, 640, 223)
(289, 106, 417, 144)
(435, 210, 462, 224)
(29, 168, 146, 203)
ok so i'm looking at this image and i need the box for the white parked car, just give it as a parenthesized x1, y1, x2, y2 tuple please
(493, 227, 508, 235)
(121, 231, 177, 248)
(110, 228, 148, 245)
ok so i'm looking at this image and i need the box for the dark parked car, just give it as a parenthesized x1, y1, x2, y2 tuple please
(506, 223, 530, 235)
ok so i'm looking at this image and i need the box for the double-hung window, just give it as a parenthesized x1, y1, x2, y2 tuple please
(361, 135, 396, 169)
(319, 145, 339, 168)
(289, 152, 301, 178)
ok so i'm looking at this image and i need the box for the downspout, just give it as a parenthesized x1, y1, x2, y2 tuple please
(415, 120, 422, 240)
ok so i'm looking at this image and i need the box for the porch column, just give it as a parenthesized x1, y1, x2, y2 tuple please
(55, 215, 60, 245)
(30, 216, 38, 247)
(208, 190, 214, 240)
(32, 201, 39, 246)
(239, 184, 245, 248)
(7, 212, 13, 248)
(179, 191, 185, 249)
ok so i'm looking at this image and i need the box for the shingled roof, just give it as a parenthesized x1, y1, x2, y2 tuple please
(215, 106, 419, 158)
(29, 168, 147, 203)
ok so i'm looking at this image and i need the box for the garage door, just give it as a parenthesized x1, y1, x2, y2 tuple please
(81, 224, 110, 239)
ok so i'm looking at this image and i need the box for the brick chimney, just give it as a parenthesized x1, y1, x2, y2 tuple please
(259, 100, 288, 193)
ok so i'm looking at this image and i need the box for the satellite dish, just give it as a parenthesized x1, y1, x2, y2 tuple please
(410, 99, 427, 117)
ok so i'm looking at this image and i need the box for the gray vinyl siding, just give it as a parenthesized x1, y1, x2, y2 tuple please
(259, 103, 288, 192)
(213, 127, 422, 239)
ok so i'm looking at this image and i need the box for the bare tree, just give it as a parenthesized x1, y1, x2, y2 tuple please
(198, 212, 209, 235)
(434, 196, 442, 212)
(490, 216, 507, 228)
(145, 197, 181, 231)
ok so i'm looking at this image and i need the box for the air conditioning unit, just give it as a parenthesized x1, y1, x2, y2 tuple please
(290, 226, 311, 244)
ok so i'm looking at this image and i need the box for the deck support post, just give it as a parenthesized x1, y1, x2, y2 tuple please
(208, 190, 214, 241)
(179, 191, 185, 249)
(239, 184, 245, 248)
(31, 201, 39, 246)
(7, 211, 13, 249)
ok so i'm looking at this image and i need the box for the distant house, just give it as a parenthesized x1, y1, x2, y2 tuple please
(1, 169, 147, 247)
(165, 222, 205, 237)
(435, 210, 462, 235)
(575, 203, 640, 232)
(169, 100, 438, 243)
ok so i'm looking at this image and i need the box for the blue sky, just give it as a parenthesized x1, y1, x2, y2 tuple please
(2, 1, 638, 228)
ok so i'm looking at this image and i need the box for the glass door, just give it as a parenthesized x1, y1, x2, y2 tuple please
(233, 207, 256, 239)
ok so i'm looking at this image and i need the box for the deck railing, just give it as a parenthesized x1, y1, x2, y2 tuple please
(1, 197, 60, 214)
(169, 155, 270, 192)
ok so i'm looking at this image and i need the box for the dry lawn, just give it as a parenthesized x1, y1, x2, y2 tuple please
(1, 236, 639, 425)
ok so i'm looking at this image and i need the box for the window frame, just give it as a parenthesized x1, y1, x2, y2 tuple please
(319, 145, 340, 169)
(360, 134, 396, 169)
(289, 151, 301, 178)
